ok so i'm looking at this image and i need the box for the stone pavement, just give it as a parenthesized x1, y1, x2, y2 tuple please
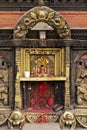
(0, 126, 8, 130)
(22, 123, 60, 130)
(0, 124, 87, 130)
(0, 126, 19, 130)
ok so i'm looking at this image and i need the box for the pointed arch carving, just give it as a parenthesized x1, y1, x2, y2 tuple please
(13, 6, 71, 39)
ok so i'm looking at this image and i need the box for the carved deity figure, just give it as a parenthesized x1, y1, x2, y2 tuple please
(47, 95, 54, 108)
(0, 55, 9, 106)
(77, 69, 87, 105)
(76, 55, 87, 105)
(30, 97, 36, 107)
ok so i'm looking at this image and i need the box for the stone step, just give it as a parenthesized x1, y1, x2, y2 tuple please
(22, 123, 60, 130)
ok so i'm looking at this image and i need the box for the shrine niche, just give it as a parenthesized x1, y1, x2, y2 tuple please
(12, 4, 72, 130)
(76, 53, 87, 105)
(19, 48, 65, 111)
(0, 0, 87, 129)
(21, 81, 64, 111)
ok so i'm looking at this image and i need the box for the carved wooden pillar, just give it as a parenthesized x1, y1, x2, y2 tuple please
(65, 46, 70, 108)
(15, 48, 22, 109)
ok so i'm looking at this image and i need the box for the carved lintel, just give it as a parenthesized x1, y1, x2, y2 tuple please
(14, 6, 71, 40)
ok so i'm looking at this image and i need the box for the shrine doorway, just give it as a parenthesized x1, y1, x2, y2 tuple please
(13, 6, 71, 111)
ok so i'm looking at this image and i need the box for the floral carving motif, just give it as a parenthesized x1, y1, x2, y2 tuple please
(26, 113, 58, 123)
(76, 116, 87, 128)
(0, 113, 10, 125)
(14, 6, 71, 39)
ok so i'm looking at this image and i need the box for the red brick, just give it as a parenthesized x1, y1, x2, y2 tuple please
(0, 11, 86, 29)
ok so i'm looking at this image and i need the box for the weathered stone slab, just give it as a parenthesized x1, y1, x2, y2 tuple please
(22, 123, 60, 130)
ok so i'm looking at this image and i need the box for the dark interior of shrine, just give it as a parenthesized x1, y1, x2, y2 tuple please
(21, 81, 64, 113)
(0, 0, 86, 129)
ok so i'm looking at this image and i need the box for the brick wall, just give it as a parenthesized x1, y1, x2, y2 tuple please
(0, 11, 87, 29)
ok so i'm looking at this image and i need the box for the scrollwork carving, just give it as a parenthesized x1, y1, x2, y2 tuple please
(26, 113, 58, 123)
(14, 25, 28, 39)
(0, 112, 10, 125)
(14, 6, 71, 39)
(76, 116, 87, 128)
(26, 113, 39, 123)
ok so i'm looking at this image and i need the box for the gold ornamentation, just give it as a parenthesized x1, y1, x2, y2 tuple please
(0, 107, 11, 125)
(65, 47, 70, 108)
(0, 113, 10, 125)
(76, 116, 87, 128)
(26, 113, 39, 123)
(8, 109, 25, 129)
(15, 48, 22, 108)
(19, 48, 65, 109)
(46, 114, 58, 122)
(14, 6, 71, 39)
(60, 111, 76, 129)
(20, 77, 66, 81)
(20, 48, 65, 77)
(38, 56, 49, 65)
(26, 113, 58, 123)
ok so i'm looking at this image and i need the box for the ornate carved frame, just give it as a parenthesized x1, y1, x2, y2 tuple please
(13, 6, 71, 40)
(20, 48, 65, 78)
(9, 5, 74, 130)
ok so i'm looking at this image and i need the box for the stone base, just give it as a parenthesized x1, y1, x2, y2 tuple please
(22, 123, 60, 130)
(0, 125, 87, 130)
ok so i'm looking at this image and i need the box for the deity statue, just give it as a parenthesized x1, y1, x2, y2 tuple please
(30, 97, 36, 107)
(37, 65, 48, 77)
(47, 95, 54, 108)
(76, 55, 87, 105)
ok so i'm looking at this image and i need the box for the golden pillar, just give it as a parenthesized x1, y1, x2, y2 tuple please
(15, 48, 22, 109)
(65, 47, 70, 108)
